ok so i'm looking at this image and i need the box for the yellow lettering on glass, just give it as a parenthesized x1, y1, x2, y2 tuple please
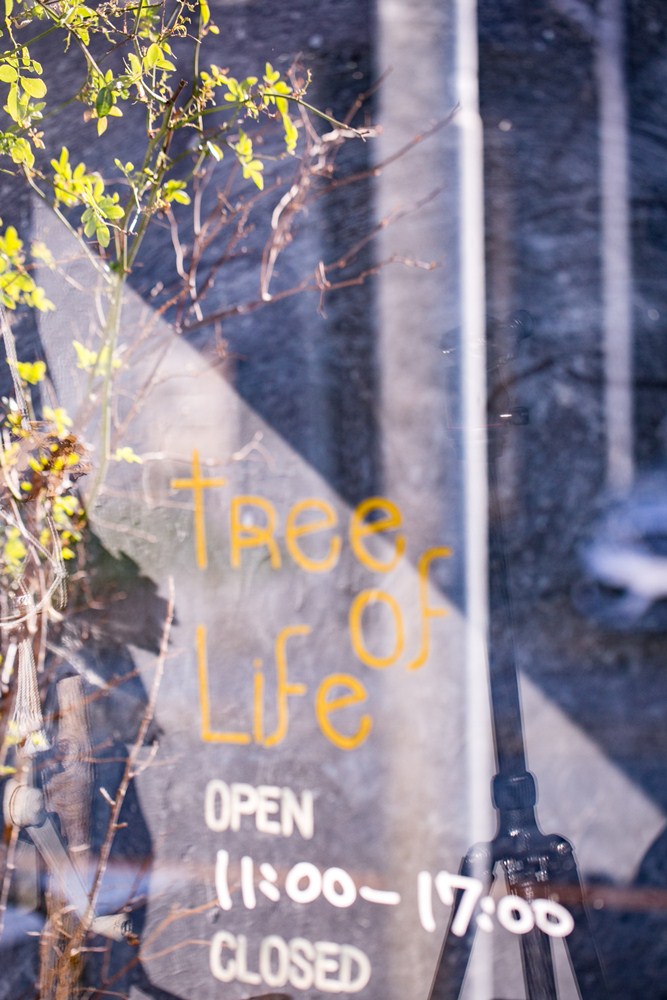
(230, 495, 282, 569)
(285, 499, 341, 572)
(171, 450, 226, 570)
(197, 624, 251, 744)
(262, 625, 309, 747)
(348, 588, 405, 668)
(252, 657, 265, 744)
(315, 673, 372, 750)
(407, 546, 452, 670)
(349, 497, 406, 572)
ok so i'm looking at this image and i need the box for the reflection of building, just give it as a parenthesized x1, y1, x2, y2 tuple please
(480, 3, 667, 998)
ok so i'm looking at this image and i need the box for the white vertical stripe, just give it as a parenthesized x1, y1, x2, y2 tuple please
(457, 0, 493, 995)
(597, 0, 634, 492)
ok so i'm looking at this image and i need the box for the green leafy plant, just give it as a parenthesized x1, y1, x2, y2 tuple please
(0, 0, 358, 515)
(0, 3, 384, 996)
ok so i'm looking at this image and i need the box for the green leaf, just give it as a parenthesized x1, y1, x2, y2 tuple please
(16, 360, 46, 384)
(72, 340, 97, 371)
(43, 406, 72, 438)
(4, 0, 12, 19)
(30, 286, 54, 312)
(113, 446, 142, 464)
(0, 65, 17, 83)
(9, 137, 33, 167)
(270, 81, 291, 116)
(3, 225, 20, 255)
(163, 180, 191, 205)
(104, 203, 124, 220)
(127, 53, 142, 77)
(234, 129, 252, 159)
(4, 533, 26, 565)
(241, 158, 264, 190)
(264, 62, 280, 86)
(5, 83, 20, 123)
(54, 494, 79, 517)
(200, 0, 210, 26)
(145, 43, 161, 70)
(144, 43, 175, 72)
(20, 76, 46, 99)
(96, 225, 110, 248)
(30, 240, 54, 266)
(95, 84, 113, 117)
(283, 113, 298, 153)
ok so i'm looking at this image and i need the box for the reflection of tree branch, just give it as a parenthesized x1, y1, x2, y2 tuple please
(97, 898, 217, 994)
(59, 579, 174, 973)
(181, 180, 442, 331)
(141, 93, 452, 331)
(66, 99, 452, 466)
(88, 579, 174, 911)
(183, 252, 437, 334)
(139, 938, 211, 962)
(140, 898, 217, 953)
(313, 113, 456, 196)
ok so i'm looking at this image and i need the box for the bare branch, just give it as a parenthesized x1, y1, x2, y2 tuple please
(62, 579, 175, 964)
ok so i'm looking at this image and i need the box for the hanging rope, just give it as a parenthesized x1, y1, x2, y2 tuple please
(13, 628, 50, 754)
(0, 306, 50, 753)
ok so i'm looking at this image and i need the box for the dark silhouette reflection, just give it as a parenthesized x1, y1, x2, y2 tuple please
(580, 828, 667, 1000)
(429, 316, 607, 1000)
(48, 536, 175, 998)
(0, 535, 175, 999)
(1, 534, 290, 1000)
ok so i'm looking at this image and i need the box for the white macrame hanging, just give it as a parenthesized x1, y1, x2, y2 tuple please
(0, 304, 51, 754)
(12, 633, 50, 755)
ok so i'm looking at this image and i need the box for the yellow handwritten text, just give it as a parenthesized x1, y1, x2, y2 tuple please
(198, 623, 372, 751)
(173, 451, 452, 750)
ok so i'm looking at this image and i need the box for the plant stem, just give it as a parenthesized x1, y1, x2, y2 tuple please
(23, 170, 111, 281)
(85, 269, 124, 509)
(71, 578, 174, 957)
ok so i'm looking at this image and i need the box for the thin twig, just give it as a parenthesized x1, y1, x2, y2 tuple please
(0, 804, 21, 942)
(183, 252, 437, 334)
(66, 578, 175, 959)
